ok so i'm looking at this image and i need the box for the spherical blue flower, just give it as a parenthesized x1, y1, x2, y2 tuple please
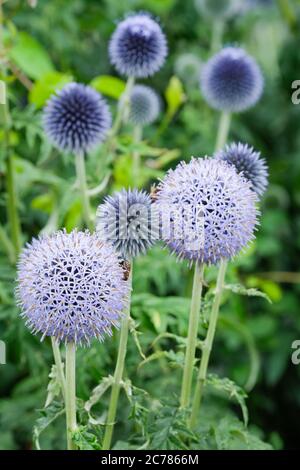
(126, 85, 160, 126)
(215, 142, 268, 197)
(109, 13, 167, 78)
(201, 47, 264, 112)
(16, 230, 129, 345)
(155, 158, 259, 265)
(43, 83, 112, 154)
(96, 189, 159, 260)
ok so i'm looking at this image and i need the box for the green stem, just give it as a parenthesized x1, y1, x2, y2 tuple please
(132, 125, 142, 186)
(51, 337, 66, 401)
(211, 20, 224, 53)
(180, 262, 205, 409)
(102, 266, 133, 450)
(215, 111, 231, 152)
(110, 76, 135, 139)
(74, 151, 93, 231)
(0, 223, 16, 263)
(1, 2, 22, 258)
(65, 342, 77, 450)
(189, 259, 228, 429)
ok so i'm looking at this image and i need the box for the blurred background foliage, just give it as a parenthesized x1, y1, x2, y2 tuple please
(1, 0, 300, 450)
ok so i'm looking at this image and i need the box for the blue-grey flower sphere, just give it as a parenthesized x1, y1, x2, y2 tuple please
(216, 142, 268, 197)
(109, 13, 167, 78)
(154, 158, 259, 265)
(16, 230, 129, 345)
(201, 47, 264, 112)
(96, 189, 159, 260)
(127, 85, 160, 126)
(43, 83, 112, 154)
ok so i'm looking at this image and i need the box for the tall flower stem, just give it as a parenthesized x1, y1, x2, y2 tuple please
(110, 76, 135, 139)
(180, 262, 205, 409)
(74, 151, 93, 231)
(132, 125, 142, 185)
(189, 259, 227, 429)
(211, 20, 224, 53)
(65, 342, 77, 450)
(51, 337, 66, 401)
(1, 1, 22, 258)
(102, 265, 133, 450)
(215, 111, 231, 152)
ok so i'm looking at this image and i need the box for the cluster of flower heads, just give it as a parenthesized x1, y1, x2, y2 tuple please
(43, 83, 112, 154)
(126, 85, 160, 126)
(216, 142, 268, 197)
(201, 47, 264, 112)
(96, 189, 159, 260)
(154, 158, 259, 265)
(16, 230, 129, 345)
(109, 12, 167, 78)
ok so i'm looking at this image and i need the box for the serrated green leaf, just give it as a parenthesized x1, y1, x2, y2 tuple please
(33, 401, 64, 450)
(224, 283, 272, 303)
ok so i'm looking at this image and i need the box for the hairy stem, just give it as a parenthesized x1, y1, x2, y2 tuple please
(74, 151, 93, 231)
(102, 266, 133, 450)
(215, 111, 231, 152)
(180, 262, 205, 408)
(189, 259, 227, 429)
(51, 337, 66, 401)
(65, 342, 77, 450)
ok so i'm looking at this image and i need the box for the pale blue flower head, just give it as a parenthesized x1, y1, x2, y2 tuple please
(43, 83, 112, 154)
(155, 157, 259, 265)
(16, 230, 129, 345)
(201, 47, 264, 112)
(109, 13, 167, 78)
(127, 85, 160, 126)
(96, 189, 159, 260)
(216, 142, 268, 197)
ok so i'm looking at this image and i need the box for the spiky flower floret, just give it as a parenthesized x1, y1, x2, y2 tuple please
(43, 83, 112, 154)
(96, 189, 159, 260)
(109, 13, 167, 78)
(127, 85, 160, 126)
(216, 142, 268, 197)
(16, 230, 129, 345)
(201, 47, 264, 112)
(155, 158, 259, 265)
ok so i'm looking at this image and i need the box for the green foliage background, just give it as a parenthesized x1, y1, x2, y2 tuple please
(1, 0, 300, 450)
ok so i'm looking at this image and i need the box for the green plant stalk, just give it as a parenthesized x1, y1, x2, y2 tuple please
(102, 266, 133, 450)
(132, 125, 142, 186)
(0, 223, 16, 263)
(65, 341, 77, 450)
(110, 76, 135, 138)
(215, 111, 231, 152)
(74, 151, 93, 231)
(51, 337, 66, 401)
(180, 262, 205, 408)
(211, 19, 224, 53)
(189, 259, 227, 429)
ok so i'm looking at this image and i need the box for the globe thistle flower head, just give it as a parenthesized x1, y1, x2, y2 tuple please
(155, 157, 259, 265)
(43, 83, 112, 154)
(194, 0, 240, 20)
(109, 12, 167, 78)
(201, 47, 264, 112)
(216, 142, 268, 197)
(96, 189, 159, 260)
(175, 53, 202, 85)
(126, 85, 160, 126)
(16, 230, 129, 345)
